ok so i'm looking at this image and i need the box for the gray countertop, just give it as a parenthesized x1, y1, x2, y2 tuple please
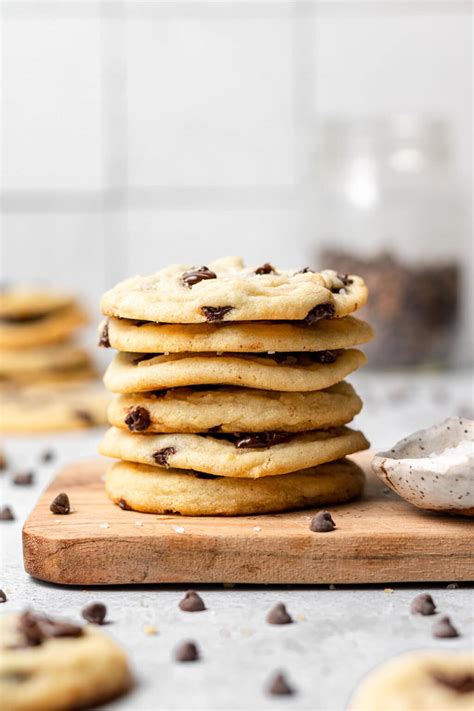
(1, 370, 473, 710)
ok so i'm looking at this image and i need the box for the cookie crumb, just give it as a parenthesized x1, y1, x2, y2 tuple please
(144, 625, 158, 636)
(134, 521, 143, 527)
(253, 526, 262, 532)
(384, 588, 394, 594)
(99, 522, 110, 529)
(172, 525, 185, 534)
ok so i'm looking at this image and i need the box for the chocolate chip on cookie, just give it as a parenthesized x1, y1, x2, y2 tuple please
(410, 593, 436, 616)
(432, 616, 459, 638)
(82, 602, 107, 625)
(12, 471, 34, 486)
(310, 511, 336, 532)
(118, 498, 131, 510)
(49, 493, 70, 515)
(174, 640, 200, 662)
(267, 603, 293, 625)
(431, 671, 474, 693)
(304, 303, 336, 325)
(297, 267, 314, 274)
(74, 409, 95, 426)
(178, 591, 206, 612)
(201, 306, 233, 322)
(182, 266, 217, 288)
(309, 350, 338, 364)
(98, 321, 110, 348)
(0, 505, 15, 521)
(255, 263, 276, 275)
(232, 432, 293, 449)
(266, 671, 295, 696)
(16, 611, 82, 647)
(152, 447, 176, 467)
(338, 273, 353, 286)
(0, 590, 7, 603)
(124, 406, 151, 432)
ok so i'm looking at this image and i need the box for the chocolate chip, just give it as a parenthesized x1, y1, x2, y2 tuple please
(174, 640, 200, 662)
(231, 432, 293, 449)
(118, 498, 131, 510)
(297, 267, 314, 274)
(266, 603, 293, 625)
(40, 449, 55, 463)
(310, 511, 336, 532)
(194, 472, 218, 480)
(178, 590, 206, 612)
(338, 273, 353, 286)
(74, 409, 94, 426)
(308, 350, 338, 364)
(201, 306, 233, 322)
(266, 672, 295, 696)
(124, 406, 151, 432)
(433, 616, 459, 638)
(132, 353, 160, 365)
(182, 266, 217, 288)
(98, 320, 110, 348)
(0, 671, 31, 683)
(49, 493, 70, 515)
(17, 611, 82, 647)
(255, 263, 276, 275)
(0, 590, 7, 603)
(12, 472, 34, 486)
(81, 602, 107, 625)
(410, 593, 436, 616)
(432, 671, 474, 693)
(0, 505, 15, 521)
(304, 303, 336, 325)
(152, 447, 176, 467)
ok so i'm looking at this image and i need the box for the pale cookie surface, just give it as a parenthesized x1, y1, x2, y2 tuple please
(100, 425, 369, 478)
(0, 382, 110, 433)
(103, 314, 373, 353)
(108, 381, 362, 433)
(0, 611, 131, 711)
(0, 303, 87, 349)
(350, 651, 474, 711)
(106, 458, 365, 515)
(0, 288, 72, 318)
(104, 349, 367, 394)
(0, 343, 91, 377)
(101, 256, 368, 323)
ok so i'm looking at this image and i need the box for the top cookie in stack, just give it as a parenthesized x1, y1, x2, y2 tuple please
(99, 257, 373, 516)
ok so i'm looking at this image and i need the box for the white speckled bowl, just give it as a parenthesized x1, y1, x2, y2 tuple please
(372, 417, 474, 516)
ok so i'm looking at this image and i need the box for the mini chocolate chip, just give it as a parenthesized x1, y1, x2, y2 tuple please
(17, 611, 82, 647)
(410, 593, 436, 616)
(433, 615, 459, 638)
(174, 640, 199, 662)
(201, 306, 233, 322)
(305, 303, 336, 325)
(179, 591, 206, 612)
(81, 602, 107, 625)
(233, 432, 293, 449)
(0, 505, 15, 521)
(308, 350, 338, 364)
(297, 267, 314, 274)
(12, 472, 34, 486)
(98, 321, 110, 347)
(74, 409, 94, 426)
(40, 449, 55, 463)
(255, 263, 276, 275)
(118, 498, 131, 510)
(337, 273, 353, 286)
(49, 493, 70, 515)
(182, 266, 217, 288)
(124, 406, 151, 432)
(152, 447, 176, 467)
(267, 672, 295, 696)
(432, 671, 474, 693)
(0, 590, 7, 603)
(310, 511, 336, 532)
(266, 603, 293, 625)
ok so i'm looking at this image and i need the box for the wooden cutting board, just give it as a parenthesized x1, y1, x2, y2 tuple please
(22, 452, 473, 585)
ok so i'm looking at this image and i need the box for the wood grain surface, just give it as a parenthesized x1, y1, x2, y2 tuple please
(22, 452, 474, 585)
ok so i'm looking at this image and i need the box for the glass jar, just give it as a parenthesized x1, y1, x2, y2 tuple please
(311, 116, 469, 367)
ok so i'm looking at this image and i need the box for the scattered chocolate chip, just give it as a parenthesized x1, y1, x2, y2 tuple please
(16, 611, 82, 647)
(164, 509, 181, 515)
(194, 472, 218, 479)
(308, 350, 338, 364)
(267, 672, 295, 696)
(174, 640, 199, 662)
(182, 266, 217, 288)
(432, 671, 474, 693)
(304, 303, 336, 325)
(124, 406, 151, 432)
(337, 273, 353, 286)
(433, 616, 459, 638)
(201, 306, 233, 322)
(0, 590, 7, 603)
(255, 263, 276, 275)
(152, 447, 176, 467)
(0, 505, 15, 521)
(178, 590, 206, 612)
(410, 593, 436, 616)
(12, 472, 34, 486)
(297, 267, 314, 274)
(118, 498, 131, 510)
(132, 353, 160, 365)
(81, 602, 107, 625)
(40, 449, 55, 464)
(230, 432, 293, 449)
(98, 320, 110, 348)
(310, 511, 336, 532)
(49, 493, 70, 515)
(74, 409, 94, 426)
(266, 603, 293, 625)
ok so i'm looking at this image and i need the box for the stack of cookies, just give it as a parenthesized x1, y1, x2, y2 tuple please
(99, 257, 373, 516)
(0, 287, 109, 432)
